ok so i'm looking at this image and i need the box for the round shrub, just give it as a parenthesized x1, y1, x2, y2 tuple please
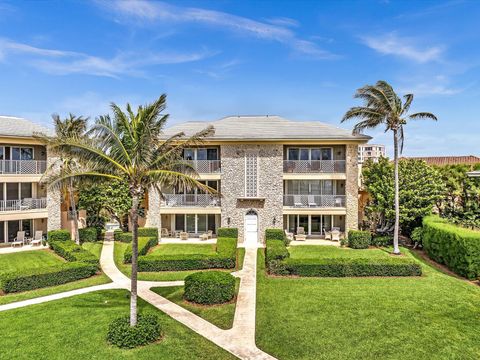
(107, 314, 162, 349)
(410, 227, 424, 247)
(348, 230, 372, 249)
(184, 271, 235, 305)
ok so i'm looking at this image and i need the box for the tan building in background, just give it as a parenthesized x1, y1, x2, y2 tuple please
(358, 144, 385, 164)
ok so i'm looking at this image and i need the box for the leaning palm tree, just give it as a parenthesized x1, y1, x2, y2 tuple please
(44, 95, 215, 326)
(342, 81, 437, 254)
(38, 114, 88, 245)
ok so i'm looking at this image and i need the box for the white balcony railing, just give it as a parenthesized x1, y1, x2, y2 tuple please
(0, 198, 47, 212)
(283, 160, 346, 173)
(162, 194, 221, 207)
(0, 160, 47, 174)
(184, 160, 221, 173)
(283, 194, 346, 208)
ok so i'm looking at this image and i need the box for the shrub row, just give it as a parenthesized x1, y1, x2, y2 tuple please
(114, 227, 159, 242)
(79, 227, 98, 243)
(371, 235, 393, 247)
(123, 237, 158, 263)
(48, 229, 71, 242)
(0, 262, 97, 293)
(138, 236, 237, 271)
(422, 216, 480, 280)
(107, 314, 162, 349)
(265, 228, 289, 245)
(49, 241, 99, 266)
(347, 230, 372, 249)
(217, 227, 238, 239)
(265, 240, 289, 263)
(184, 271, 235, 305)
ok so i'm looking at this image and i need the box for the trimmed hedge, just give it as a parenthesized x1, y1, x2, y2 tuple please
(123, 237, 158, 263)
(217, 227, 238, 239)
(138, 237, 237, 271)
(49, 240, 99, 266)
(107, 314, 162, 349)
(114, 227, 159, 243)
(371, 235, 393, 247)
(348, 230, 372, 249)
(0, 262, 98, 293)
(184, 271, 235, 305)
(79, 227, 97, 243)
(422, 216, 480, 279)
(48, 230, 71, 242)
(265, 240, 289, 263)
(265, 228, 289, 245)
(269, 257, 422, 277)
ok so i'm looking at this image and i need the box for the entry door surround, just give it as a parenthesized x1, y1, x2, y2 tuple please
(244, 210, 258, 247)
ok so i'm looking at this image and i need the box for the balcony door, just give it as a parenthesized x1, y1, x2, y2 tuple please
(11, 147, 33, 161)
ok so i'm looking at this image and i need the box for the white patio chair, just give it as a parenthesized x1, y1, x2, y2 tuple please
(180, 232, 189, 240)
(161, 228, 170, 238)
(293, 195, 303, 207)
(11, 231, 25, 247)
(207, 230, 213, 239)
(331, 230, 340, 241)
(297, 227, 305, 235)
(30, 231, 43, 246)
(308, 195, 317, 207)
(294, 233, 307, 241)
(284, 229, 293, 242)
(324, 231, 332, 240)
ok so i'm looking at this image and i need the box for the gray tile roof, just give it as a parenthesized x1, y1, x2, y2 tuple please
(162, 115, 370, 141)
(0, 116, 53, 137)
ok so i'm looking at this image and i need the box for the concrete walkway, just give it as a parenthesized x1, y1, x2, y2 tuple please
(0, 244, 48, 254)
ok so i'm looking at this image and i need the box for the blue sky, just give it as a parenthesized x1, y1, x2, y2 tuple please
(0, 0, 479, 157)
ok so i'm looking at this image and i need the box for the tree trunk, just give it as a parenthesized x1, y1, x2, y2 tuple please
(393, 129, 401, 254)
(130, 193, 140, 327)
(69, 179, 80, 245)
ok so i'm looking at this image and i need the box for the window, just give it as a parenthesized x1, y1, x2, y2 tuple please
(21, 183, 32, 199)
(175, 214, 185, 231)
(287, 147, 332, 160)
(207, 148, 218, 160)
(311, 149, 321, 161)
(0, 147, 4, 160)
(12, 147, 33, 161)
(245, 152, 258, 197)
(6, 183, 19, 200)
(197, 214, 207, 232)
(7, 221, 19, 241)
(186, 214, 195, 232)
(321, 148, 332, 160)
(288, 148, 299, 160)
(300, 149, 309, 160)
(197, 148, 207, 160)
(184, 149, 195, 160)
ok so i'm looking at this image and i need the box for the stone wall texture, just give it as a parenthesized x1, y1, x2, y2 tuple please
(220, 144, 284, 244)
(345, 143, 359, 233)
(46, 155, 62, 231)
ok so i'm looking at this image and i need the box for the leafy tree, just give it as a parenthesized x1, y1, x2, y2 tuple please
(342, 80, 437, 254)
(44, 95, 215, 326)
(363, 157, 444, 236)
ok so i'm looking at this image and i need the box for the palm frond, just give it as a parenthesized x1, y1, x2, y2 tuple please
(408, 112, 438, 121)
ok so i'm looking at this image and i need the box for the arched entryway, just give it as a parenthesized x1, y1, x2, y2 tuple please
(244, 209, 258, 247)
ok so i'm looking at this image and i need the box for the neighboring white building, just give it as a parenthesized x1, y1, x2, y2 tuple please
(358, 144, 385, 163)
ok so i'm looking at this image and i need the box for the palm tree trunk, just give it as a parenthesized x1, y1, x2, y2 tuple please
(69, 179, 80, 245)
(130, 192, 140, 327)
(393, 129, 401, 254)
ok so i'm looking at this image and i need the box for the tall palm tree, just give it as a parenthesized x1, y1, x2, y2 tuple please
(44, 95, 215, 326)
(342, 81, 437, 254)
(38, 114, 88, 245)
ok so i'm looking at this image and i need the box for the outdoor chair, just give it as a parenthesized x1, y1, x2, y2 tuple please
(331, 230, 340, 241)
(324, 229, 332, 240)
(180, 232, 189, 240)
(293, 195, 303, 207)
(308, 195, 317, 207)
(161, 228, 170, 238)
(200, 233, 209, 241)
(294, 233, 307, 241)
(297, 227, 305, 235)
(284, 229, 293, 242)
(207, 230, 213, 239)
(11, 231, 25, 247)
(30, 231, 43, 246)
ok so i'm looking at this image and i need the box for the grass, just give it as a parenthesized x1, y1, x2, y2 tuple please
(152, 279, 240, 330)
(256, 248, 480, 360)
(114, 242, 245, 281)
(149, 244, 217, 256)
(81, 242, 103, 259)
(288, 245, 401, 260)
(0, 250, 65, 273)
(0, 289, 236, 360)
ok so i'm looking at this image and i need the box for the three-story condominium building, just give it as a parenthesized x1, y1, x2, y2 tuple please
(0, 116, 51, 243)
(145, 116, 370, 245)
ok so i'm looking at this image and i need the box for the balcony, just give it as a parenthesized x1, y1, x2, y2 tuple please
(0, 198, 47, 212)
(184, 160, 221, 174)
(283, 194, 346, 208)
(162, 194, 221, 207)
(283, 160, 345, 173)
(0, 160, 47, 175)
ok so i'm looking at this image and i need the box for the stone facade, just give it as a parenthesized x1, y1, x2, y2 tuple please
(345, 143, 359, 233)
(220, 144, 284, 244)
(46, 155, 62, 231)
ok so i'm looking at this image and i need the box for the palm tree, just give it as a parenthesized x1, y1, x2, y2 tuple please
(38, 114, 88, 245)
(342, 81, 437, 254)
(44, 95, 215, 326)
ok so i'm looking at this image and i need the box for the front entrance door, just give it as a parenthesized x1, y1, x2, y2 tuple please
(244, 212, 258, 247)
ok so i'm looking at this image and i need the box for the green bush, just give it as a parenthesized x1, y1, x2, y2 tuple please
(124, 237, 157, 263)
(138, 237, 237, 271)
(422, 216, 480, 279)
(106, 314, 162, 349)
(217, 227, 238, 239)
(49, 241, 99, 266)
(114, 227, 159, 243)
(265, 228, 289, 245)
(184, 271, 235, 305)
(410, 227, 423, 247)
(270, 257, 421, 277)
(48, 230, 71, 242)
(114, 232, 132, 243)
(79, 227, 97, 243)
(0, 262, 98, 293)
(371, 235, 393, 247)
(348, 230, 372, 249)
(265, 240, 289, 263)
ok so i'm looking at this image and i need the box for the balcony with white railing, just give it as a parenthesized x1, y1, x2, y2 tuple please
(0, 160, 47, 175)
(162, 194, 221, 207)
(283, 194, 346, 208)
(283, 160, 346, 173)
(0, 198, 47, 212)
(184, 160, 221, 174)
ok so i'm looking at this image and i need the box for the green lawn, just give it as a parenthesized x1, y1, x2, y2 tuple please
(149, 243, 217, 256)
(0, 290, 235, 360)
(288, 245, 401, 260)
(152, 279, 240, 330)
(256, 248, 480, 360)
(114, 242, 245, 281)
(81, 242, 103, 259)
(0, 250, 65, 273)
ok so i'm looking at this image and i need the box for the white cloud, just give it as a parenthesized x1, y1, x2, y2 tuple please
(399, 75, 463, 97)
(97, 0, 336, 59)
(0, 38, 215, 77)
(361, 33, 444, 63)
